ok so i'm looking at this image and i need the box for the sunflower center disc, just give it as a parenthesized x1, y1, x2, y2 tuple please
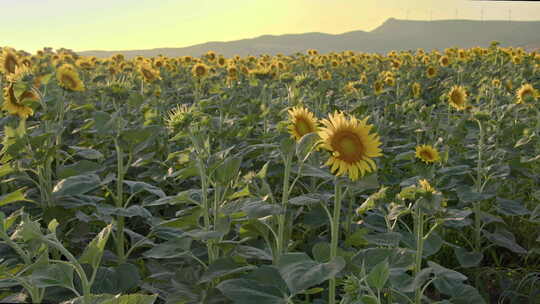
(296, 119, 312, 136)
(337, 133, 362, 161)
(420, 150, 433, 160)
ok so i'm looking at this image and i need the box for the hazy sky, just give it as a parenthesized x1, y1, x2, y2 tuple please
(2, 0, 540, 52)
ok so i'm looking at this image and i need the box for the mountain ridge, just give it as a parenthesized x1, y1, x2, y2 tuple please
(77, 18, 540, 58)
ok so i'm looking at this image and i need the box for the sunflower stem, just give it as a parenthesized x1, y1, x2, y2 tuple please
(414, 199, 425, 304)
(474, 119, 484, 252)
(276, 152, 292, 264)
(329, 179, 342, 304)
(114, 138, 126, 264)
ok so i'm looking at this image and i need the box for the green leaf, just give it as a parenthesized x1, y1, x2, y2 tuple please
(344, 228, 369, 248)
(123, 180, 166, 198)
(295, 132, 319, 162)
(280, 137, 295, 159)
(52, 174, 101, 197)
(0, 163, 14, 178)
(367, 259, 389, 290)
(199, 257, 256, 283)
(364, 232, 402, 247)
(448, 285, 486, 304)
(91, 263, 141, 294)
(454, 247, 483, 268)
(427, 261, 468, 281)
(62, 294, 157, 304)
(312, 242, 331, 263)
(496, 198, 530, 216)
(79, 224, 112, 269)
(58, 160, 101, 179)
(142, 237, 192, 259)
(217, 278, 286, 304)
(277, 252, 345, 295)
(215, 156, 243, 186)
(31, 263, 74, 290)
(484, 229, 527, 254)
(97, 205, 152, 218)
(288, 193, 330, 206)
(235, 245, 273, 261)
(0, 189, 30, 207)
(69, 146, 104, 160)
(242, 199, 283, 219)
(360, 295, 380, 304)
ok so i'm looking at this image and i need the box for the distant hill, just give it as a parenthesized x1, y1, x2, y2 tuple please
(78, 18, 540, 58)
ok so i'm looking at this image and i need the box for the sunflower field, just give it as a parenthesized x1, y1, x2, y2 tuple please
(0, 44, 539, 304)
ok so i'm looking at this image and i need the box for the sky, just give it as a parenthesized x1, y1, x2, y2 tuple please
(1, 0, 540, 53)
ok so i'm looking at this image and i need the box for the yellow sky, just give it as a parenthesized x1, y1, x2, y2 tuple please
(2, 0, 540, 53)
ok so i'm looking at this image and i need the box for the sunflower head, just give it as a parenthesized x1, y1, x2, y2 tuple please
(205, 51, 217, 62)
(319, 112, 382, 181)
(426, 66, 437, 78)
(411, 82, 421, 98)
(2, 84, 36, 119)
(192, 63, 209, 78)
(418, 179, 436, 193)
(227, 65, 238, 79)
(516, 83, 537, 104)
(287, 106, 318, 141)
(165, 104, 193, 132)
(374, 81, 384, 96)
(56, 64, 85, 92)
(384, 76, 395, 87)
(491, 79, 501, 88)
(448, 85, 468, 110)
(139, 63, 161, 83)
(0, 48, 19, 75)
(439, 56, 450, 67)
(217, 57, 227, 67)
(415, 145, 440, 163)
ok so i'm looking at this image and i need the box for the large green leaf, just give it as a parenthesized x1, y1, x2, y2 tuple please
(0, 189, 30, 207)
(367, 259, 389, 290)
(30, 263, 74, 290)
(217, 278, 287, 304)
(61, 294, 157, 304)
(79, 224, 112, 269)
(142, 237, 192, 259)
(53, 174, 101, 197)
(91, 263, 141, 294)
(277, 252, 345, 295)
(199, 257, 256, 283)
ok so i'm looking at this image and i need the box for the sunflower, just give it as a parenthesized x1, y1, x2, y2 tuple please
(439, 56, 450, 67)
(418, 179, 436, 193)
(192, 63, 209, 78)
(447, 85, 467, 110)
(217, 57, 227, 67)
(139, 63, 161, 83)
(426, 66, 437, 78)
(411, 82, 421, 98)
(288, 106, 318, 141)
(56, 64, 85, 91)
(227, 65, 238, 80)
(516, 83, 537, 104)
(415, 145, 440, 163)
(319, 112, 382, 181)
(374, 81, 384, 95)
(384, 76, 395, 87)
(205, 51, 216, 62)
(2, 84, 36, 119)
(0, 48, 19, 75)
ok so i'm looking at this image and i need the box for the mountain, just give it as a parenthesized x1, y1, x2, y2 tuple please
(78, 18, 540, 58)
